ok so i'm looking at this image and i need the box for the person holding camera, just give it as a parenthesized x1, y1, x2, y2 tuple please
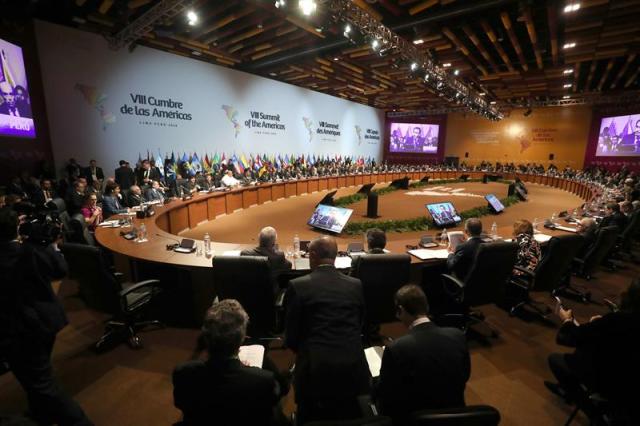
(0, 208, 92, 425)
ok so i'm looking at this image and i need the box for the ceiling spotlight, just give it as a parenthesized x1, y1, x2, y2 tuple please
(442, 62, 451, 67)
(191, 50, 202, 56)
(333, 57, 339, 61)
(563, 95, 571, 99)
(424, 73, 430, 81)
(479, 92, 486, 96)
(563, 68, 573, 74)
(275, 0, 286, 8)
(490, 101, 497, 105)
(186, 10, 198, 25)
(413, 39, 424, 45)
(410, 62, 418, 71)
(371, 39, 380, 50)
(564, 3, 580, 13)
(563, 42, 576, 49)
(453, 69, 460, 76)
(344, 24, 351, 34)
(563, 83, 572, 88)
(299, 0, 317, 16)
(315, 27, 323, 33)
(269, 72, 277, 76)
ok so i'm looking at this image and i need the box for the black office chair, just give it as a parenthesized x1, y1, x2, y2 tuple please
(212, 255, 280, 341)
(509, 234, 584, 319)
(438, 242, 518, 336)
(573, 225, 619, 278)
(410, 405, 501, 426)
(614, 210, 640, 259)
(67, 212, 96, 246)
(61, 243, 163, 350)
(46, 197, 73, 240)
(351, 253, 411, 342)
(304, 417, 392, 426)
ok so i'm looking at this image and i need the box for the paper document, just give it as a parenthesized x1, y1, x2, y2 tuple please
(534, 233, 553, 243)
(555, 225, 577, 233)
(364, 346, 385, 377)
(447, 231, 465, 251)
(408, 248, 450, 260)
(294, 258, 311, 270)
(222, 250, 242, 256)
(98, 220, 120, 227)
(334, 256, 352, 269)
(238, 345, 265, 368)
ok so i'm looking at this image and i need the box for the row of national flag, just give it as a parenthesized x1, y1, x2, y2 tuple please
(136, 150, 375, 178)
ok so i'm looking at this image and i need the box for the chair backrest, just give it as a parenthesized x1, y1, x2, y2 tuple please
(48, 197, 66, 213)
(60, 242, 120, 313)
(67, 213, 96, 246)
(582, 226, 619, 276)
(410, 405, 501, 426)
(464, 242, 518, 307)
(533, 234, 584, 292)
(211, 256, 274, 338)
(121, 188, 132, 207)
(352, 254, 411, 325)
(620, 210, 640, 245)
(305, 417, 393, 426)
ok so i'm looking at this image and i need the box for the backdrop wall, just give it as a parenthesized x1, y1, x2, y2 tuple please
(34, 20, 384, 174)
(445, 106, 593, 169)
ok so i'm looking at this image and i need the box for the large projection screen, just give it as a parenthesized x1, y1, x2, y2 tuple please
(389, 122, 439, 154)
(0, 37, 35, 138)
(596, 114, 640, 157)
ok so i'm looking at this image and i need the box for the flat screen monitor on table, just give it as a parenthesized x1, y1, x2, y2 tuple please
(426, 202, 461, 227)
(308, 204, 354, 234)
(485, 194, 505, 213)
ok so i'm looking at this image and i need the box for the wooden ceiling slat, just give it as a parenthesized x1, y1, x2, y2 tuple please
(584, 61, 599, 91)
(523, 8, 543, 69)
(462, 25, 499, 73)
(501, 12, 528, 72)
(442, 27, 488, 76)
(597, 58, 615, 91)
(194, 8, 256, 39)
(352, 0, 383, 21)
(409, 0, 439, 16)
(624, 67, 640, 88)
(285, 15, 325, 38)
(481, 20, 516, 73)
(573, 62, 581, 93)
(97, 0, 114, 14)
(610, 54, 636, 89)
(128, 0, 152, 9)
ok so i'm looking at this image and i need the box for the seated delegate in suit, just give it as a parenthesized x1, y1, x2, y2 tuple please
(375, 285, 470, 422)
(31, 179, 55, 208)
(599, 202, 627, 232)
(126, 185, 143, 207)
(66, 179, 86, 215)
(546, 279, 640, 422)
(350, 228, 387, 277)
(199, 173, 216, 190)
(221, 170, 240, 188)
(576, 217, 597, 258)
(80, 193, 102, 232)
(102, 182, 129, 218)
(512, 219, 541, 276)
(240, 226, 292, 294)
(446, 218, 484, 280)
(241, 169, 255, 186)
(173, 300, 284, 425)
(83, 159, 104, 186)
(144, 180, 165, 203)
(284, 236, 370, 424)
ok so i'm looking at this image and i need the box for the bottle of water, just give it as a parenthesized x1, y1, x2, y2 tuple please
(551, 212, 557, 224)
(491, 222, 498, 239)
(139, 223, 147, 242)
(204, 233, 211, 256)
(533, 218, 539, 232)
(293, 234, 300, 257)
(441, 228, 448, 246)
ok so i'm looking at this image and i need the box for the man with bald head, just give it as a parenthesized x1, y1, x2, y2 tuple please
(240, 226, 291, 293)
(284, 236, 370, 423)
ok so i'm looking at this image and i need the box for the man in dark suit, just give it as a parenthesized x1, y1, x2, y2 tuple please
(0, 208, 91, 425)
(115, 160, 135, 191)
(144, 180, 165, 203)
(126, 185, 143, 208)
(576, 217, 597, 258)
(599, 202, 627, 232)
(284, 236, 370, 424)
(83, 159, 104, 186)
(173, 299, 285, 425)
(545, 279, 640, 423)
(65, 179, 86, 215)
(447, 218, 484, 280)
(31, 179, 56, 208)
(135, 160, 161, 187)
(241, 226, 291, 295)
(375, 285, 470, 422)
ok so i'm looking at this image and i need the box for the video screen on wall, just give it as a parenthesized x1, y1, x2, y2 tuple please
(596, 114, 639, 157)
(308, 204, 354, 234)
(0, 38, 35, 138)
(389, 122, 439, 154)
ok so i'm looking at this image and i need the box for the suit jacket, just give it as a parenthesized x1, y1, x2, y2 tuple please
(31, 188, 56, 207)
(284, 265, 370, 402)
(102, 195, 127, 218)
(240, 246, 292, 275)
(376, 322, 470, 420)
(0, 241, 68, 345)
(577, 227, 597, 258)
(115, 166, 135, 190)
(446, 237, 484, 280)
(66, 191, 85, 215)
(127, 192, 143, 207)
(173, 358, 279, 426)
(557, 312, 640, 406)
(599, 212, 627, 232)
(83, 166, 104, 184)
(144, 187, 165, 203)
(135, 167, 161, 186)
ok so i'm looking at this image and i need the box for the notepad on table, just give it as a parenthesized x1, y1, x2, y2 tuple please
(364, 346, 385, 377)
(533, 233, 553, 243)
(407, 248, 450, 260)
(222, 250, 242, 257)
(238, 345, 265, 368)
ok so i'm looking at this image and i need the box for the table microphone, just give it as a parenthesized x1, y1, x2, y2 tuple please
(155, 233, 181, 250)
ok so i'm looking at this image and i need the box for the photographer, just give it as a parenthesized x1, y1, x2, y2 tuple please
(0, 208, 91, 425)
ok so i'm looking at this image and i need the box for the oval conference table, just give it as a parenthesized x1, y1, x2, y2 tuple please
(95, 171, 597, 326)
